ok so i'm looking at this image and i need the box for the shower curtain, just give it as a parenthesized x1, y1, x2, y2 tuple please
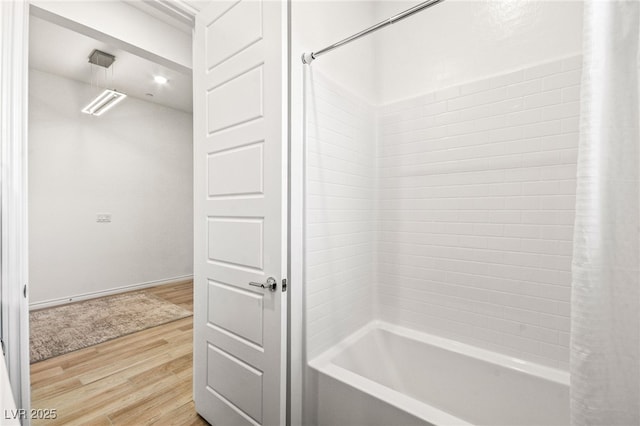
(570, 1, 640, 425)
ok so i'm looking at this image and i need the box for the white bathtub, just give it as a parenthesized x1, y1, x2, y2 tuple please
(309, 321, 569, 426)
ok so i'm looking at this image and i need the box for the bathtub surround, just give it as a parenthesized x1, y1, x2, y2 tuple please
(306, 55, 581, 369)
(305, 70, 377, 359)
(377, 56, 580, 369)
(570, 2, 640, 424)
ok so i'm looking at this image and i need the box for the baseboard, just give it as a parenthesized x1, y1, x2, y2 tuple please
(29, 274, 194, 311)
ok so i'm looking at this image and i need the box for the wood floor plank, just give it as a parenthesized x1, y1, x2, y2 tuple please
(31, 281, 209, 425)
(149, 401, 208, 426)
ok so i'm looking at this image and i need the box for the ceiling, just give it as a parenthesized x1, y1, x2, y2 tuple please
(29, 15, 193, 113)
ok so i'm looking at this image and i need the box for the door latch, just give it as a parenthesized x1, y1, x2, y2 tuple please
(249, 277, 277, 292)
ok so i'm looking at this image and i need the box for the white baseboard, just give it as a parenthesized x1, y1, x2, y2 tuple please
(29, 274, 194, 311)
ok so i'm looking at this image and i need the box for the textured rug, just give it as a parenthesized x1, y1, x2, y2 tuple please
(30, 292, 192, 363)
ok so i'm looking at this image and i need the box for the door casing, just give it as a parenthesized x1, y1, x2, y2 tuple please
(0, 0, 31, 419)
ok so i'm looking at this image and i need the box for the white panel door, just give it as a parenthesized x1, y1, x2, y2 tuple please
(193, 1, 287, 425)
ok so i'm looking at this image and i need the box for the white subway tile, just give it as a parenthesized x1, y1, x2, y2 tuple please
(540, 225, 574, 241)
(560, 148, 579, 164)
(448, 87, 509, 111)
(539, 195, 576, 210)
(491, 70, 524, 88)
(562, 85, 580, 103)
(487, 238, 522, 251)
(524, 90, 562, 109)
(490, 126, 524, 142)
(506, 109, 543, 127)
(505, 167, 541, 182)
(543, 69, 582, 91)
(504, 224, 540, 238)
(541, 101, 580, 121)
(435, 86, 461, 101)
(539, 133, 579, 151)
(522, 120, 562, 139)
(434, 110, 462, 126)
(519, 149, 564, 168)
(503, 307, 540, 325)
(521, 180, 576, 195)
(539, 164, 577, 180)
(473, 223, 504, 236)
(557, 301, 571, 317)
(504, 196, 540, 210)
(539, 313, 571, 332)
(423, 101, 448, 117)
(524, 61, 563, 80)
(460, 78, 494, 95)
(507, 79, 542, 98)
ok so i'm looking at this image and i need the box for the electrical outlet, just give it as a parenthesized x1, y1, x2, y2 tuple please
(96, 213, 112, 223)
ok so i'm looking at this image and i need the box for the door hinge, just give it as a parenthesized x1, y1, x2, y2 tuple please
(23, 284, 27, 298)
(1, 338, 5, 356)
(282, 278, 287, 292)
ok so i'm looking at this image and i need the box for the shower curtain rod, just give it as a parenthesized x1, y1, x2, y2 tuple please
(301, 0, 446, 65)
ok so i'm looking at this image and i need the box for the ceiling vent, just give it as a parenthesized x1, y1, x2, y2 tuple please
(88, 49, 116, 68)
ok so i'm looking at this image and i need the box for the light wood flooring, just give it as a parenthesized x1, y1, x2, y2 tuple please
(30, 280, 209, 426)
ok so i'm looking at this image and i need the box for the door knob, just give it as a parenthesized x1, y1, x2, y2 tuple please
(249, 277, 277, 292)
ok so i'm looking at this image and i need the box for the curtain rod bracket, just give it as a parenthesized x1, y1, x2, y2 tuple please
(301, 52, 315, 65)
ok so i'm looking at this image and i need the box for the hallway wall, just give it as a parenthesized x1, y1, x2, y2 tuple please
(29, 69, 193, 307)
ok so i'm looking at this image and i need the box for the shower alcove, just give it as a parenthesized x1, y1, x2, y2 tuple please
(291, 1, 583, 424)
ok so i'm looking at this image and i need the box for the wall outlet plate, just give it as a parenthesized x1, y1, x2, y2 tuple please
(96, 213, 112, 223)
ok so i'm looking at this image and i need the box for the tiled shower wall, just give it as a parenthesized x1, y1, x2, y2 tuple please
(306, 56, 580, 368)
(376, 56, 581, 368)
(305, 71, 377, 358)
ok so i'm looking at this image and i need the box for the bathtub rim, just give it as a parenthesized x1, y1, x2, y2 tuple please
(309, 320, 569, 426)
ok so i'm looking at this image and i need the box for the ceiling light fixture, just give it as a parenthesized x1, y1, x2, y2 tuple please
(82, 89, 127, 116)
(83, 49, 126, 116)
(154, 75, 168, 84)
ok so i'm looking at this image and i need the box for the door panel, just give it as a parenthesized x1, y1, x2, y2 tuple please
(208, 280, 264, 346)
(193, 1, 287, 425)
(207, 142, 264, 197)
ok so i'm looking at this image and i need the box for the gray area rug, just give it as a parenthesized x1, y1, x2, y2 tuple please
(30, 292, 192, 363)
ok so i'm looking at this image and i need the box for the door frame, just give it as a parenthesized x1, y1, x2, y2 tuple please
(1, 1, 303, 424)
(1, 0, 196, 418)
(1, 0, 194, 417)
(0, 0, 31, 417)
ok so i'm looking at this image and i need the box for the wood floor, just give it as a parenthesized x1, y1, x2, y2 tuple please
(30, 280, 210, 426)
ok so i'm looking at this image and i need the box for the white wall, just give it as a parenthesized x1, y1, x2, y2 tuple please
(292, 1, 377, 102)
(373, 0, 583, 104)
(30, 0, 192, 73)
(29, 69, 193, 306)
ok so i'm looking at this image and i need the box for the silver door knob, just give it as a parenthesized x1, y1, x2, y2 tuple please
(249, 277, 277, 292)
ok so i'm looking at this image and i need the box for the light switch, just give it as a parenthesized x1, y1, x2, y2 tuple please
(96, 213, 112, 223)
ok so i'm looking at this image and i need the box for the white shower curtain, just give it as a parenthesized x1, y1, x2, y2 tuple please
(571, 1, 640, 425)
